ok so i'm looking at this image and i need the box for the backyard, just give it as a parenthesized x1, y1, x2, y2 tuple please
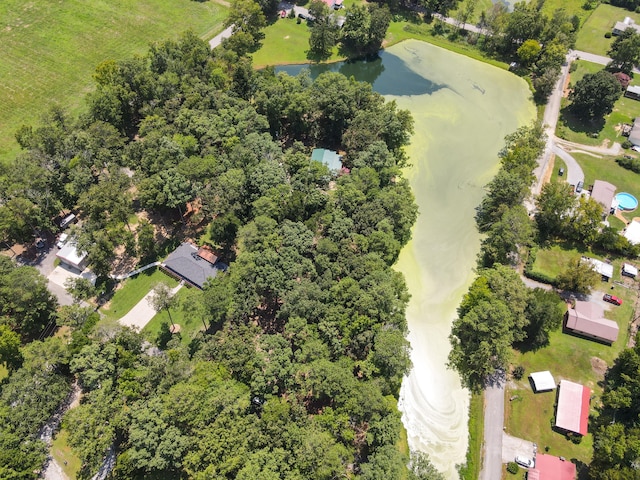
(575, 4, 640, 56)
(142, 288, 206, 346)
(0, 0, 227, 164)
(557, 60, 640, 147)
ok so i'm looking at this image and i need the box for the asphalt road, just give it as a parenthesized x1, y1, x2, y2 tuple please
(479, 372, 505, 480)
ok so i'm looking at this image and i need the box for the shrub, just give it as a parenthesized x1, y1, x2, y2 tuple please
(623, 140, 633, 149)
(507, 462, 519, 474)
(513, 365, 525, 380)
(616, 156, 640, 173)
(605, 32, 612, 38)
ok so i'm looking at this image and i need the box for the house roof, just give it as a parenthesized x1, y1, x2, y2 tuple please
(614, 20, 640, 34)
(566, 300, 619, 343)
(590, 180, 616, 211)
(530, 371, 556, 392)
(555, 380, 591, 436)
(623, 263, 638, 276)
(527, 454, 577, 480)
(56, 241, 88, 269)
(625, 220, 640, 244)
(162, 243, 225, 289)
(311, 148, 342, 171)
(582, 256, 613, 278)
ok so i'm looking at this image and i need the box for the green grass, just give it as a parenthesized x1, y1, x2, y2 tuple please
(459, 392, 484, 480)
(99, 267, 178, 321)
(530, 244, 584, 280)
(142, 288, 204, 346)
(552, 156, 568, 184)
(573, 151, 640, 224)
(0, 0, 228, 164)
(252, 14, 509, 70)
(51, 428, 81, 480)
(575, 4, 640, 55)
(558, 61, 640, 146)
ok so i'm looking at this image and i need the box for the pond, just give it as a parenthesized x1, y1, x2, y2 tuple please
(279, 39, 535, 477)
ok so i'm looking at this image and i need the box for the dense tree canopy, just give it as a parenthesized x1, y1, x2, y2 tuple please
(570, 70, 622, 119)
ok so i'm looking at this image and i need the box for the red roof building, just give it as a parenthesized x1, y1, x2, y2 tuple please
(555, 380, 590, 436)
(527, 454, 576, 480)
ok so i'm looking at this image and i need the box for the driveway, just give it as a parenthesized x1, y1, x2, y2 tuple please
(573, 49, 640, 74)
(119, 284, 182, 330)
(502, 433, 536, 464)
(552, 144, 584, 187)
(479, 371, 505, 480)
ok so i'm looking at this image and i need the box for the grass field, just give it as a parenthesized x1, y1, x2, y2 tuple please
(575, 4, 640, 55)
(558, 60, 640, 146)
(529, 244, 585, 280)
(142, 288, 205, 346)
(51, 429, 81, 480)
(458, 392, 484, 480)
(0, 0, 228, 164)
(99, 267, 178, 321)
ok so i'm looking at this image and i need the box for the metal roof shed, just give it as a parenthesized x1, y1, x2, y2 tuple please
(530, 371, 556, 392)
(555, 380, 591, 436)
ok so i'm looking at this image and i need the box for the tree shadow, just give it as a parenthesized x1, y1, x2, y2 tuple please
(559, 106, 605, 139)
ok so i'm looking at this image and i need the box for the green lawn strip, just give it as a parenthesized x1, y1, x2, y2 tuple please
(253, 16, 508, 70)
(0, 0, 227, 164)
(449, 0, 493, 25)
(142, 288, 204, 345)
(530, 244, 584, 280)
(558, 61, 640, 146)
(459, 391, 483, 480)
(541, 0, 592, 23)
(552, 156, 568, 184)
(99, 267, 178, 321)
(51, 428, 81, 480)
(575, 4, 640, 56)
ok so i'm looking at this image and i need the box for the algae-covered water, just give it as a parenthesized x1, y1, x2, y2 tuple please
(279, 40, 535, 477)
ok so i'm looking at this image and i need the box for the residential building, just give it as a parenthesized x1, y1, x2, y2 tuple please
(527, 454, 577, 480)
(565, 300, 619, 344)
(554, 380, 590, 436)
(161, 243, 226, 289)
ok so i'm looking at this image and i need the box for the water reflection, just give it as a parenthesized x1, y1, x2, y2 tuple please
(276, 50, 446, 96)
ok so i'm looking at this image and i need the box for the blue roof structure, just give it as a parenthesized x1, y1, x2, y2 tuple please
(311, 148, 342, 171)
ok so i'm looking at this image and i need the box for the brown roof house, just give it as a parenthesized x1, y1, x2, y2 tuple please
(565, 300, 619, 344)
(590, 180, 616, 217)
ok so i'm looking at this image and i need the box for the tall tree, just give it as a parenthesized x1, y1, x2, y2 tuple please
(570, 70, 622, 119)
(308, 1, 339, 61)
(608, 29, 640, 75)
(150, 282, 178, 330)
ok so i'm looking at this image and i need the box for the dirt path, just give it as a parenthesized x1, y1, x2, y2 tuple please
(555, 137, 622, 156)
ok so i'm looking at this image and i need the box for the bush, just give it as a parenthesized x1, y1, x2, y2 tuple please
(513, 365, 525, 380)
(605, 32, 612, 38)
(507, 462, 519, 474)
(523, 269, 557, 286)
(623, 140, 633, 149)
(616, 156, 640, 173)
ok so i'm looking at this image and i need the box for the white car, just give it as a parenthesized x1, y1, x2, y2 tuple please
(56, 233, 69, 249)
(632, 145, 640, 153)
(515, 455, 534, 468)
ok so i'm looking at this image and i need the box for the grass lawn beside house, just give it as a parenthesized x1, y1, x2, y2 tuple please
(575, 4, 640, 56)
(142, 288, 204, 346)
(557, 61, 640, 147)
(99, 267, 178, 321)
(0, 0, 227, 165)
(51, 429, 82, 480)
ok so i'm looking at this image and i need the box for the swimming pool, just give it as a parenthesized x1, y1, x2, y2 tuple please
(616, 192, 638, 211)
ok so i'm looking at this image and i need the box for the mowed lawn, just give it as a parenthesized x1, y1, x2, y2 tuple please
(0, 0, 228, 163)
(576, 4, 640, 55)
(558, 60, 640, 146)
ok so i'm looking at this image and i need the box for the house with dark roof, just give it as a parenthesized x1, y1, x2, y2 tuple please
(565, 300, 619, 344)
(161, 243, 226, 289)
(527, 454, 577, 480)
(555, 380, 590, 436)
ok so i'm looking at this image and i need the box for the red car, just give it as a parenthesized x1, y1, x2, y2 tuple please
(603, 294, 623, 306)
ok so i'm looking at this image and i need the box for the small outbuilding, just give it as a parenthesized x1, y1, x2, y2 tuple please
(565, 300, 619, 344)
(530, 371, 556, 393)
(625, 85, 640, 101)
(624, 219, 640, 245)
(613, 17, 640, 36)
(622, 263, 638, 278)
(581, 256, 613, 281)
(56, 241, 89, 271)
(527, 454, 577, 480)
(629, 117, 640, 146)
(311, 148, 343, 171)
(555, 380, 591, 436)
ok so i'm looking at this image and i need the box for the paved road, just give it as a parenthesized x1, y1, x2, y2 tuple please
(552, 144, 584, 187)
(208, 25, 234, 49)
(574, 49, 640, 74)
(479, 372, 505, 480)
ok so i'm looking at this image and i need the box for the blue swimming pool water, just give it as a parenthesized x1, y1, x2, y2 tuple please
(616, 192, 638, 211)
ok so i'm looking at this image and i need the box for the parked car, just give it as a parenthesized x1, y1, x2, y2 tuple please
(603, 293, 623, 306)
(632, 145, 640, 153)
(35, 237, 46, 250)
(558, 167, 564, 176)
(575, 180, 584, 193)
(56, 233, 69, 249)
(515, 456, 534, 468)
